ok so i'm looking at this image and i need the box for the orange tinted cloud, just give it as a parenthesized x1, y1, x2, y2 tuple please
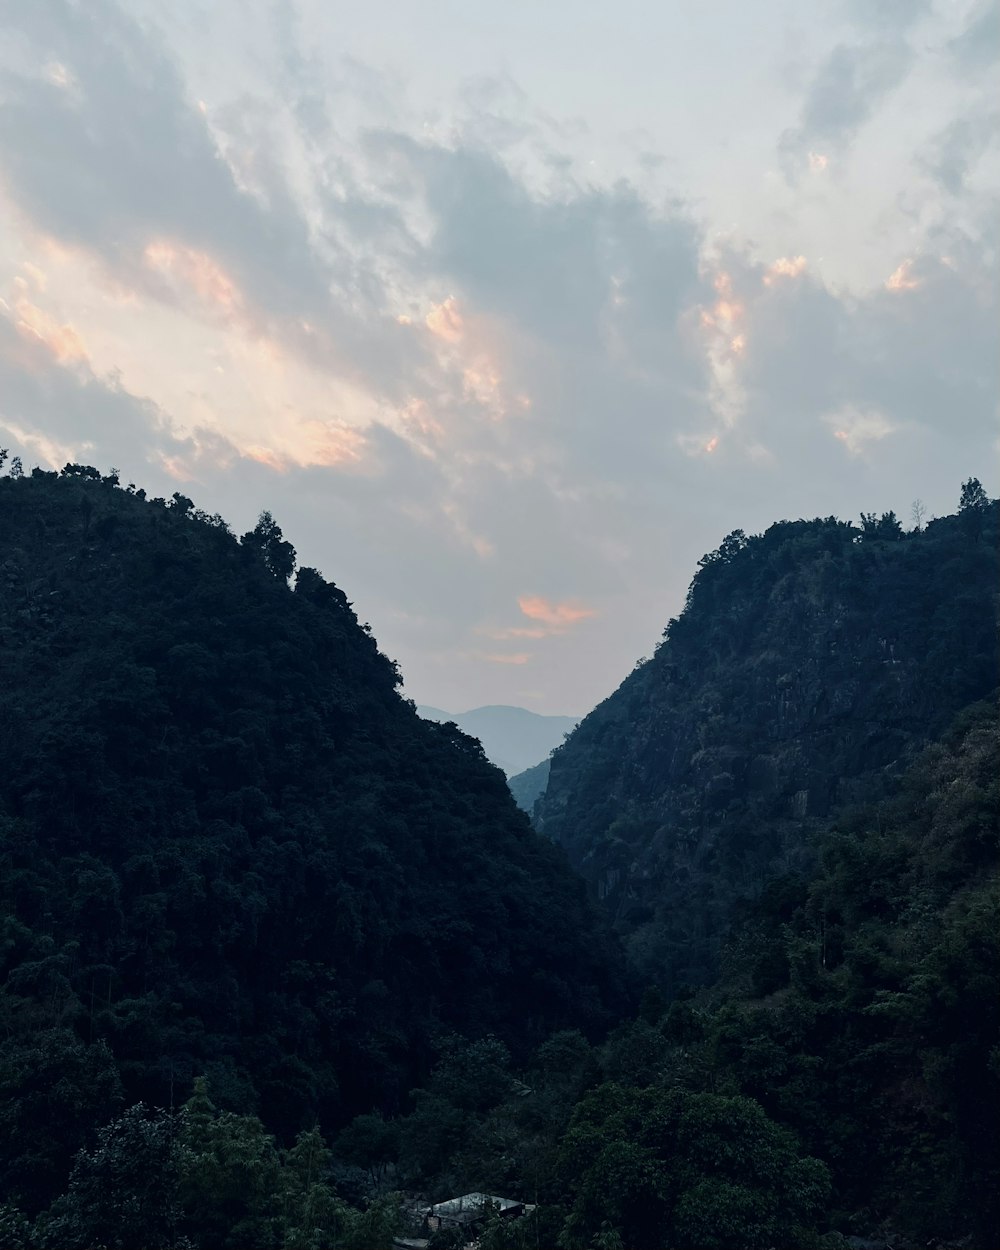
(676, 430, 724, 458)
(420, 296, 521, 422)
(238, 423, 365, 473)
(763, 256, 806, 285)
(808, 151, 829, 172)
(144, 240, 243, 318)
(483, 652, 532, 665)
(463, 362, 502, 409)
(700, 272, 744, 329)
(13, 291, 88, 364)
(885, 260, 920, 292)
(426, 295, 463, 343)
(518, 595, 597, 629)
(243, 447, 289, 473)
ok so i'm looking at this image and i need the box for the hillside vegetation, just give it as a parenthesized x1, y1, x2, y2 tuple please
(0, 464, 624, 1223)
(0, 462, 996, 1249)
(537, 492, 998, 993)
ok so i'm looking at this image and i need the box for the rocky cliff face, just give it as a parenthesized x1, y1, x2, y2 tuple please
(536, 505, 999, 990)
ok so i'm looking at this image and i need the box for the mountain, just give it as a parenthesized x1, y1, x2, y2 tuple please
(694, 698, 1000, 1244)
(415, 704, 578, 775)
(0, 464, 625, 1216)
(535, 496, 999, 993)
(2, 464, 995, 1247)
(507, 758, 550, 812)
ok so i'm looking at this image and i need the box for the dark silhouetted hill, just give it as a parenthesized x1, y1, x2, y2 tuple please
(536, 496, 999, 993)
(0, 464, 625, 1215)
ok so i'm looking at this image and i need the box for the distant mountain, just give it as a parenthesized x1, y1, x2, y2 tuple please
(416, 704, 579, 775)
(507, 757, 550, 813)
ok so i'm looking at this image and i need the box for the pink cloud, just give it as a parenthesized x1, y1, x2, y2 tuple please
(143, 240, 244, 321)
(425, 295, 463, 343)
(518, 595, 597, 629)
(10, 280, 88, 365)
(885, 259, 921, 292)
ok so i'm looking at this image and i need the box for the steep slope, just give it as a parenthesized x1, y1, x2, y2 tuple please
(536, 499, 998, 991)
(0, 466, 624, 1215)
(417, 705, 578, 775)
(508, 758, 550, 812)
(700, 699, 1000, 1244)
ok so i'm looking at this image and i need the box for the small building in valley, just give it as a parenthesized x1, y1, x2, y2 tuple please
(426, 1192, 524, 1233)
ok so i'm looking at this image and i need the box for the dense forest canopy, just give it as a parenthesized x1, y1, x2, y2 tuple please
(0, 464, 624, 1220)
(0, 460, 996, 1249)
(536, 490, 999, 994)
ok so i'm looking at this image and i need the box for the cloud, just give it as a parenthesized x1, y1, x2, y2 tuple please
(779, 39, 915, 177)
(919, 109, 1000, 196)
(824, 404, 898, 455)
(10, 288, 89, 364)
(885, 259, 921, 292)
(425, 296, 464, 343)
(842, 0, 932, 33)
(477, 625, 549, 640)
(518, 595, 597, 629)
(946, 0, 1000, 76)
(763, 256, 807, 285)
(142, 241, 245, 323)
(0, 305, 184, 474)
(0, 0, 995, 715)
(0, 0, 422, 401)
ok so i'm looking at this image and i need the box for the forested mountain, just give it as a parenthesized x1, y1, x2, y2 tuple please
(507, 758, 551, 812)
(416, 705, 578, 776)
(536, 492, 999, 993)
(1, 463, 996, 1250)
(0, 465, 624, 1223)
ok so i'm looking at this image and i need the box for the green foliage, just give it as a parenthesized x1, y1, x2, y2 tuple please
(334, 1113, 399, 1190)
(2, 460, 995, 1247)
(538, 496, 999, 995)
(242, 510, 298, 583)
(699, 704, 1000, 1242)
(0, 470, 624, 1214)
(552, 1084, 829, 1250)
(23, 1084, 402, 1250)
(36, 1104, 185, 1250)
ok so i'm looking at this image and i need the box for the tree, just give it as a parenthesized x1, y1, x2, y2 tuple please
(243, 510, 297, 581)
(177, 1084, 283, 1249)
(910, 498, 926, 531)
(281, 1126, 359, 1250)
(36, 1104, 184, 1250)
(959, 478, 989, 542)
(959, 478, 988, 511)
(858, 510, 902, 540)
(335, 1114, 399, 1191)
(554, 1085, 829, 1250)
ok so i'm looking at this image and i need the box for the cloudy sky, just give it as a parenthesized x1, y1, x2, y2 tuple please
(1, 1, 997, 715)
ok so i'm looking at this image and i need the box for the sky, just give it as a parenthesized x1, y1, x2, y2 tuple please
(0, 1, 997, 715)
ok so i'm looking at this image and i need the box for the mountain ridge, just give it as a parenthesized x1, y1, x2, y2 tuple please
(416, 703, 579, 775)
(535, 496, 999, 992)
(0, 464, 625, 1215)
